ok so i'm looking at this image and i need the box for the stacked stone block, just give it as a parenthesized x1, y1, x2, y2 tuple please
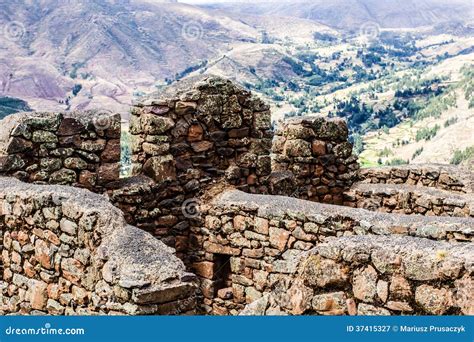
(0, 76, 472, 317)
(272, 116, 359, 204)
(106, 175, 191, 261)
(344, 183, 474, 218)
(129, 75, 272, 192)
(108, 75, 273, 254)
(189, 189, 473, 314)
(0, 111, 121, 191)
(358, 164, 473, 193)
(0, 177, 196, 315)
(241, 235, 473, 316)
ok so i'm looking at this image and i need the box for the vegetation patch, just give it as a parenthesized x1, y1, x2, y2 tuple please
(451, 146, 474, 165)
(0, 97, 32, 120)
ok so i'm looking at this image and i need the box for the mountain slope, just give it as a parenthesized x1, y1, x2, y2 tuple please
(203, 0, 474, 30)
(0, 0, 260, 113)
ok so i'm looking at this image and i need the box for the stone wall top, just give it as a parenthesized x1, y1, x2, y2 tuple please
(0, 110, 121, 190)
(0, 176, 118, 218)
(130, 75, 272, 190)
(212, 190, 473, 240)
(359, 164, 474, 193)
(0, 177, 188, 283)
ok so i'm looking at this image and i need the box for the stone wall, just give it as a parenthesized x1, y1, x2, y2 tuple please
(0, 111, 121, 191)
(189, 189, 473, 314)
(0, 177, 196, 315)
(241, 235, 473, 316)
(344, 183, 474, 218)
(106, 175, 192, 260)
(130, 75, 272, 192)
(271, 116, 359, 204)
(358, 164, 473, 193)
(108, 75, 272, 257)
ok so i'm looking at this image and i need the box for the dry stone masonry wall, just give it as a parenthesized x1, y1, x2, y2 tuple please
(191, 190, 473, 315)
(0, 111, 121, 191)
(358, 164, 473, 193)
(109, 76, 272, 258)
(242, 235, 473, 316)
(0, 177, 196, 315)
(344, 183, 474, 218)
(0, 76, 472, 317)
(271, 116, 359, 204)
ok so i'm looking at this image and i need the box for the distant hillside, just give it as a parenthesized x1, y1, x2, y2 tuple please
(203, 0, 473, 30)
(358, 62, 474, 167)
(0, 0, 339, 114)
(0, 0, 261, 113)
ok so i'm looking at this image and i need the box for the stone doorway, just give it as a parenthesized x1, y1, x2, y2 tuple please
(214, 254, 232, 294)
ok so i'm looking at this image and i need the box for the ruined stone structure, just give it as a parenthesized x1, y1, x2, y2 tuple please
(108, 77, 272, 260)
(0, 111, 121, 191)
(241, 235, 473, 315)
(344, 165, 474, 217)
(203, 191, 472, 315)
(0, 76, 472, 316)
(0, 178, 196, 315)
(272, 116, 359, 204)
(129, 76, 272, 190)
(358, 164, 472, 192)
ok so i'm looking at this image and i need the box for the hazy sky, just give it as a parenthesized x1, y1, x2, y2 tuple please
(180, 0, 249, 2)
(179, 0, 289, 3)
(179, 0, 473, 4)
